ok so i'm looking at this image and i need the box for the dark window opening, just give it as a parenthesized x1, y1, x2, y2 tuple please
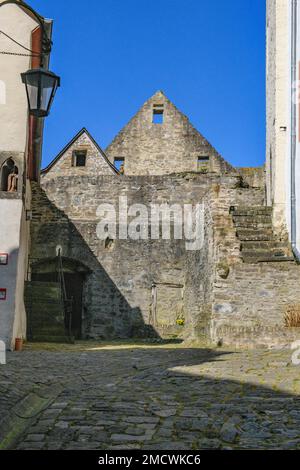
(153, 104, 164, 124)
(114, 157, 125, 174)
(0, 158, 19, 192)
(197, 156, 210, 172)
(73, 150, 87, 167)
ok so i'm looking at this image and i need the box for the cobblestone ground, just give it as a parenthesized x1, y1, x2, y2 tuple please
(1, 341, 300, 450)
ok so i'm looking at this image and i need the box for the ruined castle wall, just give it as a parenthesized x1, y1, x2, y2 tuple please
(31, 170, 300, 347)
(31, 173, 234, 339)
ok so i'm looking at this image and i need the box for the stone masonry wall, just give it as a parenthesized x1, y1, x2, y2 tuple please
(208, 183, 300, 348)
(33, 173, 264, 342)
(237, 166, 265, 189)
(32, 173, 236, 340)
(30, 165, 300, 347)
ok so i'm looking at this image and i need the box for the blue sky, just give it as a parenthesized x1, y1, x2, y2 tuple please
(29, 0, 266, 169)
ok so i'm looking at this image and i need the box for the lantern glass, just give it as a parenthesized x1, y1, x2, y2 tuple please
(21, 68, 60, 118)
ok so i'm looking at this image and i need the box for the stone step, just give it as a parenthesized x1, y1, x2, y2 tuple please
(242, 249, 286, 258)
(28, 312, 64, 326)
(242, 252, 295, 263)
(25, 303, 63, 313)
(26, 281, 60, 288)
(240, 241, 291, 253)
(29, 327, 66, 337)
(232, 215, 272, 226)
(234, 221, 273, 230)
(236, 229, 274, 241)
(25, 287, 62, 302)
(231, 206, 272, 216)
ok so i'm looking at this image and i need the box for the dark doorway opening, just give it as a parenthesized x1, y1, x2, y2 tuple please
(31, 271, 84, 339)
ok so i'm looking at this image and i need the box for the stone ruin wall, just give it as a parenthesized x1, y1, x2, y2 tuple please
(31, 173, 221, 339)
(208, 183, 300, 348)
(29, 171, 300, 347)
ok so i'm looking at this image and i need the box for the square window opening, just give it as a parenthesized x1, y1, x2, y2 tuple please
(73, 150, 87, 167)
(153, 105, 164, 124)
(114, 157, 125, 173)
(197, 156, 210, 172)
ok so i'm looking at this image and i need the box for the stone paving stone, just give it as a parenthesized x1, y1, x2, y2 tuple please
(0, 341, 300, 450)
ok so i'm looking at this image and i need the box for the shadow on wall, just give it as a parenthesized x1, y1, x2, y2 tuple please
(29, 184, 160, 340)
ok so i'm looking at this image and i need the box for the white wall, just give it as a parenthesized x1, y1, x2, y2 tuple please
(0, 2, 39, 349)
(266, 0, 290, 236)
(0, 198, 23, 348)
(0, 1, 37, 152)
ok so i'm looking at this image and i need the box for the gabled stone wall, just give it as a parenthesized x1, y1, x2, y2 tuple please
(105, 91, 235, 176)
(42, 131, 116, 180)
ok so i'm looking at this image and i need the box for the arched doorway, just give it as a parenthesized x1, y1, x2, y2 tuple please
(30, 257, 91, 339)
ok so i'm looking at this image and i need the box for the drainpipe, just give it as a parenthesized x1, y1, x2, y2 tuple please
(291, 0, 300, 260)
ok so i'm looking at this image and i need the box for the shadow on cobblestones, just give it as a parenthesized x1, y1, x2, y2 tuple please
(1, 342, 300, 450)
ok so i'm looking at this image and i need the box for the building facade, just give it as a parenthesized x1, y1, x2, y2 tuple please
(266, 0, 300, 259)
(26, 92, 300, 348)
(0, 0, 52, 349)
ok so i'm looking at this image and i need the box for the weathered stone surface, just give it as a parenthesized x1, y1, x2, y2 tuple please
(1, 342, 300, 450)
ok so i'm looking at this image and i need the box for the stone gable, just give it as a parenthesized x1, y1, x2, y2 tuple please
(42, 129, 117, 181)
(105, 91, 236, 176)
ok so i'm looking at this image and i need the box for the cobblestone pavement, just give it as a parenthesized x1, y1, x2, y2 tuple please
(1, 341, 300, 450)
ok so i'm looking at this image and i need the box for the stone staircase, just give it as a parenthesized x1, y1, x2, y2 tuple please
(25, 281, 74, 343)
(231, 206, 295, 263)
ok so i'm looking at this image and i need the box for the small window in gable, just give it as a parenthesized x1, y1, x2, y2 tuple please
(114, 157, 125, 174)
(152, 104, 164, 124)
(73, 150, 87, 167)
(197, 156, 210, 172)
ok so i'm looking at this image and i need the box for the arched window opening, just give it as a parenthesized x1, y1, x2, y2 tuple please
(0, 159, 19, 192)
